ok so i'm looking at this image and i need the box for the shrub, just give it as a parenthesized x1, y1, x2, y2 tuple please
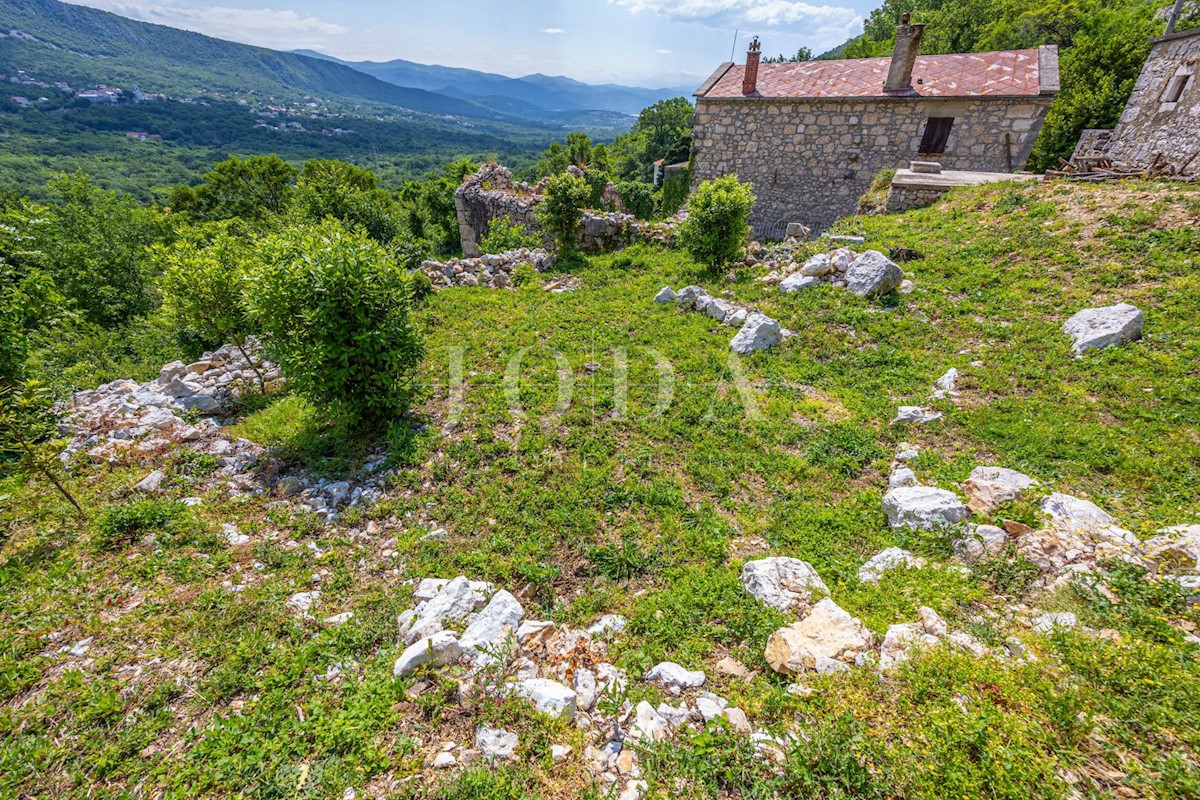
(617, 181, 656, 220)
(479, 216, 540, 254)
(511, 262, 539, 288)
(294, 159, 405, 245)
(678, 175, 754, 270)
(156, 223, 265, 388)
(659, 165, 692, 216)
(408, 269, 434, 305)
(94, 499, 187, 551)
(248, 220, 424, 428)
(535, 172, 590, 255)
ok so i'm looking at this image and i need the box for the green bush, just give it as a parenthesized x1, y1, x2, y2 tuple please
(479, 216, 540, 254)
(617, 181, 656, 220)
(511, 262, 539, 289)
(249, 220, 424, 428)
(156, 222, 264, 388)
(678, 175, 754, 270)
(659, 166, 692, 217)
(409, 269, 434, 305)
(94, 499, 187, 551)
(535, 172, 590, 255)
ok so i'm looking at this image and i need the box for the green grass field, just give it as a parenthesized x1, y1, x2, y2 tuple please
(2, 178, 1199, 799)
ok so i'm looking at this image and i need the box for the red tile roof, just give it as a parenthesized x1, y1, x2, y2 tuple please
(700, 49, 1048, 99)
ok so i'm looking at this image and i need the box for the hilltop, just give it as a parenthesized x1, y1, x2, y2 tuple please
(2, 175, 1198, 799)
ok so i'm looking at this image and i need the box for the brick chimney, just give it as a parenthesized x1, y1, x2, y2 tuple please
(884, 13, 925, 94)
(742, 36, 762, 96)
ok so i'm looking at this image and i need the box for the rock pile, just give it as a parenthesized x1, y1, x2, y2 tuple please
(61, 346, 393, 525)
(756, 244, 914, 298)
(419, 248, 554, 290)
(652, 284, 789, 354)
(387, 575, 773, 795)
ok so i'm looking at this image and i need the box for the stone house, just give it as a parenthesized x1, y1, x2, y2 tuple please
(690, 21, 1060, 235)
(1077, 25, 1199, 174)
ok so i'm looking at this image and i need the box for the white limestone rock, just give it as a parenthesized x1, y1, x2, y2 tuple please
(883, 486, 970, 530)
(134, 470, 166, 493)
(741, 557, 829, 613)
(962, 466, 1038, 512)
(857, 548, 927, 583)
(653, 286, 676, 303)
(765, 598, 874, 675)
(458, 589, 524, 665)
(574, 667, 598, 712)
(628, 701, 671, 743)
(780, 273, 819, 293)
(799, 253, 833, 277)
(587, 614, 627, 637)
(730, 313, 782, 354)
(645, 662, 706, 691)
(508, 678, 577, 721)
(878, 623, 940, 671)
(952, 524, 1009, 564)
(845, 250, 903, 297)
(1040, 492, 1115, 526)
(675, 285, 705, 305)
(1032, 612, 1078, 633)
(404, 576, 488, 642)
(893, 405, 942, 425)
(725, 307, 748, 326)
(393, 632, 463, 677)
(888, 467, 919, 489)
(476, 726, 519, 762)
(1064, 303, 1143, 353)
(1143, 525, 1200, 572)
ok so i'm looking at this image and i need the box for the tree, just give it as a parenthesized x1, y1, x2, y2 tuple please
(248, 220, 424, 428)
(199, 154, 298, 220)
(156, 222, 266, 389)
(764, 47, 815, 63)
(4, 173, 171, 327)
(398, 156, 478, 257)
(294, 159, 405, 245)
(679, 175, 754, 270)
(632, 98, 694, 168)
(535, 172, 590, 255)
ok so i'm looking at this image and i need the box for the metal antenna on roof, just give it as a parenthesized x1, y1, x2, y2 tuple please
(730, 29, 739, 61)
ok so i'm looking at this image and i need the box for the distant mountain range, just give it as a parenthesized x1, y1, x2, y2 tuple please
(0, 0, 690, 128)
(292, 50, 694, 117)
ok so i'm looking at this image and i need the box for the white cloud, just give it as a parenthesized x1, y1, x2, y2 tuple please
(655, 48, 672, 54)
(611, 0, 860, 32)
(541, 27, 566, 34)
(66, 1, 349, 50)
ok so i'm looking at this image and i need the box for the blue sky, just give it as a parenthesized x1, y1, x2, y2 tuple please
(69, 0, 881, 87)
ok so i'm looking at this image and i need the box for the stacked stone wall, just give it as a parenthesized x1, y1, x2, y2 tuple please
(883, 184, 950, 213)
(691, 95, 1053, 235)
(1102, 30, 1200, 174)
(454, 164, 678, 257)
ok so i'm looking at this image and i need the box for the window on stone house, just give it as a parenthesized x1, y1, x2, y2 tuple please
(1161, 67, 1194, 110)
(918, 117, 954, 155)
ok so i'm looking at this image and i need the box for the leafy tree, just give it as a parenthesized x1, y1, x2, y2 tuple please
(0, 260, 61, 387)
(0, 379, 83, 516)
(617, 181, 656, 220)
(535, 172, 590, 255)
(248, 220, 423, 427)
(191, 154, 298, 221)
(659, 166, 692, 217)
(4, 172, 171, 327)
(764, 46, 815, 63)
(294, 159, 405, 245)
(480, 216, 540, 254)
(679, 175, 754, 270)
(398, 156, 478, 257)
(156, 222, 266, 389)
(632, 98, 694, 169)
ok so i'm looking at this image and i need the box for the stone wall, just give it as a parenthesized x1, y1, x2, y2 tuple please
(1101, 28, 1200, 174)
(884, 183, 949, 213)
(454, 164, 677, 257)
(691, 94, 1053, 236)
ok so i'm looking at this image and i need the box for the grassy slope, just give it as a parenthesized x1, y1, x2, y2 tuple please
(2, 179, 1199, 799)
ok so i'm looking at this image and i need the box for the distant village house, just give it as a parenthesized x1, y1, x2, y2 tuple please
(690, 20, 1060, 235)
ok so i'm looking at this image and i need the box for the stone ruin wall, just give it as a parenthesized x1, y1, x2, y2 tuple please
(1101, 30, 1200, 175)
(454, 164, 677, 257)
(691, 95, 1054, 237)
